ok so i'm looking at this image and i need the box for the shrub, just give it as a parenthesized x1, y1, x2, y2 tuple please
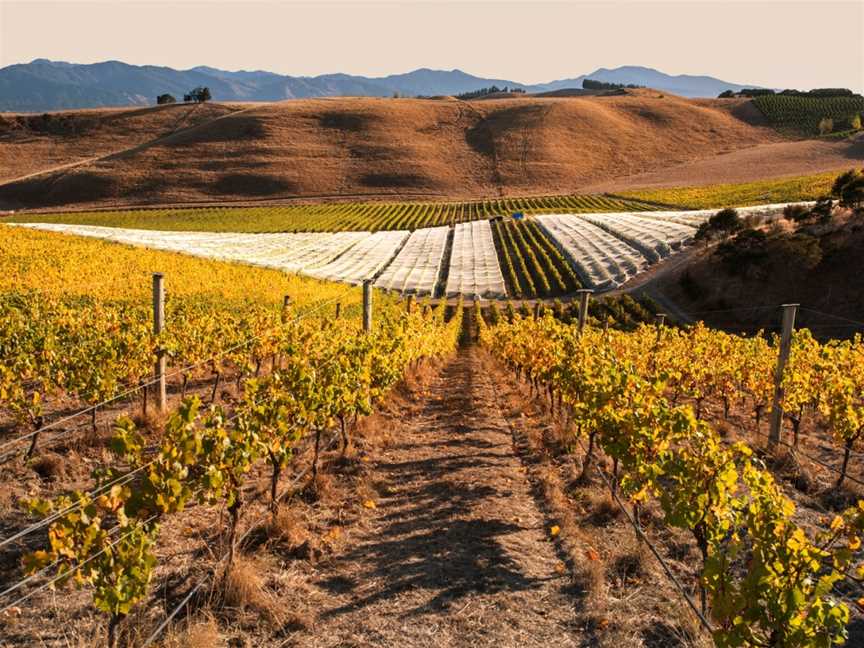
(830, 170, 860, 197)
(831, 168, 864, 209)
(696, 208, 742, 240)
(811, 196, 835, 223)
(156, 94, 176, 105)
(852, 114, 862, 130)
(772, 233, 823, 270)
(739, 88, 775, 97)
(783, 204, 811, 222)
(809, 88, 856, 97)
(717, 229, 768, 275)
(840, 177, 864, 209)
(818, 117, 834, 135)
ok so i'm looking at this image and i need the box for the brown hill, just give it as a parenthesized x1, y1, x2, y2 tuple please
(0, 94, 855, 210)
(0, 102, 240, 186)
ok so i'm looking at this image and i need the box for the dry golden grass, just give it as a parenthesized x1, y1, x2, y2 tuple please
(0, 103, 237, 184)
(216, 556, 281, 623)
(587, 490, 623, 526)
(0, 93, 796, 209)
(157, 614, 223, 648)
(266, 507, 309, 550)
(308, 471, 336, 504)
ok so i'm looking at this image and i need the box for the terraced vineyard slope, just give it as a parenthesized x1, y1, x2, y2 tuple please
(753, 94, 864, 135)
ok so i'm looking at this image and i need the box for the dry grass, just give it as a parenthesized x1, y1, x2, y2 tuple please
(216, 556, 280, 623)
(584, 140, 860, 195)
(587, 490, 623, 526)
(266, 507, 310, 550)
(131, 408, 170, 436)
(157, 614, 223, 648)
(771, 450, 820, 496)
(0, 94, 794, 209)
(308, 471, 336, 504)
(609, 536, 650, 587)
(0, 103, 237, 185)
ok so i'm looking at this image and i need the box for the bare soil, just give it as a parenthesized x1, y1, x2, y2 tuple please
(288, 348, 579, 647)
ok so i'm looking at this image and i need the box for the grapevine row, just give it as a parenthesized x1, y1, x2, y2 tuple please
(13, 300, 463, 645)
(489, 219, 581, 298)
(753, 94, 864, 135)
(479, 312, 864, 647)
(0, 291, 358, 457)
(14, 193, 660, 234)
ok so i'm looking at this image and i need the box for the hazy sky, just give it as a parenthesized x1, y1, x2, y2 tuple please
(1, 0, 862, 91)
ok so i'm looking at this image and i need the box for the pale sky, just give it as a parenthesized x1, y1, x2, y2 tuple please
(1, 0, 862, 91)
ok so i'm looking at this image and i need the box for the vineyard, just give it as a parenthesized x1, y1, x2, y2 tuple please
(619, 171, 840, 210)
(752, 94, 864, 135)
(373, 226, 448, 295)
(6, 193, 661, 233)
(9, 196, 816, 299)
(490, 218, 582, 298)
(444, 220, 507, 299)
(479, 309, 864, 647)
(0, 225, 466, 646)
(6, 193, 864, 646)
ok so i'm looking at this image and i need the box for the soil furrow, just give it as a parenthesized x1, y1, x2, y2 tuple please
(296, 349, 578, 647)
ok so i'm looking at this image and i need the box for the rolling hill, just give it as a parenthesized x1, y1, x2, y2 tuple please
(0, 102, 239, 184)
(1, 92, 860, 211)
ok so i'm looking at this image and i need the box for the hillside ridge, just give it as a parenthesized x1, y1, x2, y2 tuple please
(0, 60, 763, 111)
(0, 94, 813, 210)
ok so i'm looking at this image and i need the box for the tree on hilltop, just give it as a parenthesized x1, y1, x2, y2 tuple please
(184, 87, 211, 103)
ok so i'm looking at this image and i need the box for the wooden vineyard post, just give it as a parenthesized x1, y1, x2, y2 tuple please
(406, 295, 414, 314)
(577, 289, 593, 335)
(655, 312, 667, 338)
(647, 312, 667, 373)
(152, 273, 167, 414)
(281, 295, 291, 323)
(363, 279, 373, 333)
(533, 302, 541, 319)
(768, 303, 798, 453)
(335, 303, 341, 320)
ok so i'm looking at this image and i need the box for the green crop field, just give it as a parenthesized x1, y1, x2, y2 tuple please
(8, 193, 659, 233)
(753, 94, 864, 135)
(490, 218, 581, 298)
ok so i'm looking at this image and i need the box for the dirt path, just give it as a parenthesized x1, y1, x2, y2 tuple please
(296, 348, 579, 647)
(0, 104, 261, 189)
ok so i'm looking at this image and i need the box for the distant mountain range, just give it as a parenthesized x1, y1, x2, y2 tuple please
(0, 60, 762, 112)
